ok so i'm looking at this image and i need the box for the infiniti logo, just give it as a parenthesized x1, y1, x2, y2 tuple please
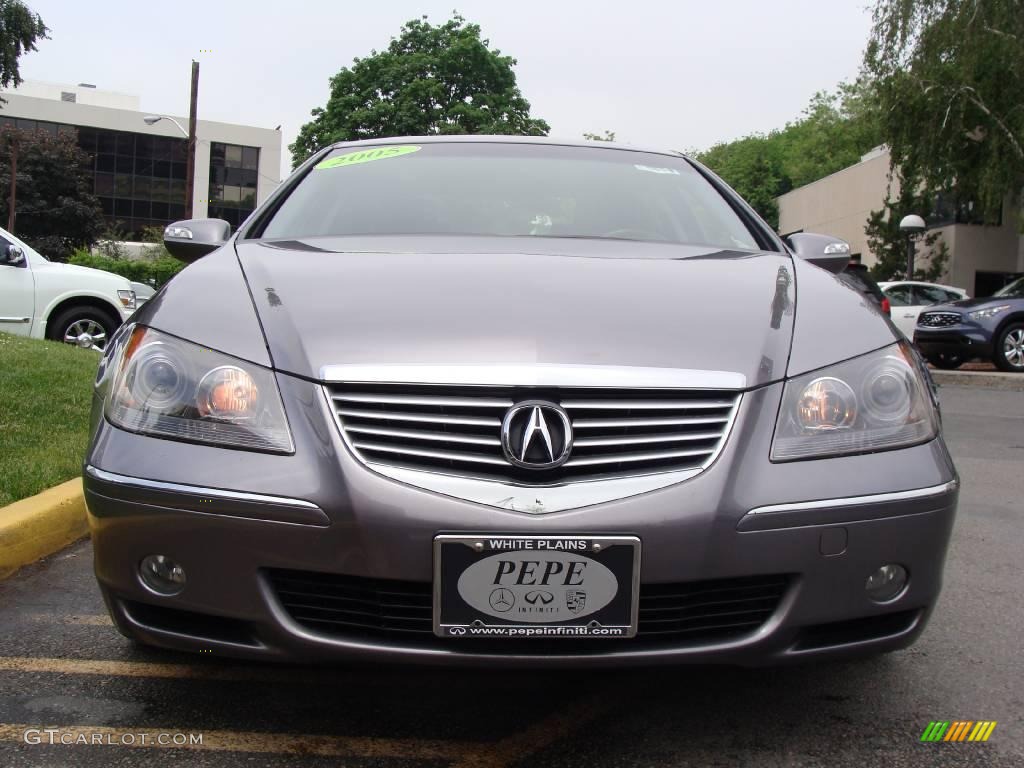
(500, 401, 573, 469)
(525, 590, 555, 605)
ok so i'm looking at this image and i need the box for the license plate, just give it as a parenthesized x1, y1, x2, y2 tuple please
(433, 535, 640, 639)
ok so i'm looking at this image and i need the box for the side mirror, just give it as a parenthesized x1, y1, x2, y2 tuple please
(4, 244, 25, 266)
(784, 233, 850, 275)
(163, 218, 232, 263)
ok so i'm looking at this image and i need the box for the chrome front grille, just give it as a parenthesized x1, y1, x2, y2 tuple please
(918, 312, 961, 328)
(327, 384, 740, 484)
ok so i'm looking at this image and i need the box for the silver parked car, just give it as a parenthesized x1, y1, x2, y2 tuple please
(85, 138, 958, 666)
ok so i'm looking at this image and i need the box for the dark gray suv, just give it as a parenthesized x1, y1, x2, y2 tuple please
(915, 276, 1024, 372)
(84, 138, 958, 665)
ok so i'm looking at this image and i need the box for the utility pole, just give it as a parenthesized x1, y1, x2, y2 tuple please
(7, 135, 17, 233)
(185, 60, 199, 219)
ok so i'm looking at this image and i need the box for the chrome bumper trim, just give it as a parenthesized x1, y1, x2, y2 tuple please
(85, 466, 321, 510)
(366, 463, 705, 514)
(320, 363, 746, 390)
(747, 480, 959, 516)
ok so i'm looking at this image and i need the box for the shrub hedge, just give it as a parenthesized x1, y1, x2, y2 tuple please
(68, 250, 185, 288)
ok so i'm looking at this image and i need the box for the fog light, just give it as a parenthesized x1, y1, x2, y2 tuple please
(865, 564, 907, 602)
(139, 555, 186, 595)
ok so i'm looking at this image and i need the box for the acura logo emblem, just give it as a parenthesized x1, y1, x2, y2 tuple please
(500, 401, 573, 469)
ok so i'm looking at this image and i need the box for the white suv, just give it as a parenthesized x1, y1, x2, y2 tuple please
(0, 226, 136, 351)
(879, 280, 970, 338)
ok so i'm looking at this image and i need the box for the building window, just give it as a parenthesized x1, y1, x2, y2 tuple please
(1, 117, 267, 238)
(60, 91, 76, 103)
(0, 119, 191, 238)
(928, 192, 1002, 227)
(65, 124, 188, 238)
(208, 141, 259, 230)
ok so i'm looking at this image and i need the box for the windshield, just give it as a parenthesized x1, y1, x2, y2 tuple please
(257, 143, 759, 250)
(994, 276, 1024, 298)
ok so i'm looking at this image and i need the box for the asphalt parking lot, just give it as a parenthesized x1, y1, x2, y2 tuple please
(0, 384, 1020, 767)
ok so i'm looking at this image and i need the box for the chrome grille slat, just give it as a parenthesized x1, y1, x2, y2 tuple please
(337, 409, 502, 427)
(352, 441, 510, 467)
(574, 431, 723, 448)
(565, 447, 715, 468)
(327, 383, 740, 485)
(333, 393, 513, 408)
(561, 399, 734, 410)
(345, 425, 501, 446)
(573, 415, 730, 429)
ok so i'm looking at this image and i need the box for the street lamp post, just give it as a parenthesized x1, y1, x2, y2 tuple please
(142, 114, 187, 135)
(899, 214, 927, 280)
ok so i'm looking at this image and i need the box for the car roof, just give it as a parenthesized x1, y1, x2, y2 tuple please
(879, 281, 964, 291)
(323, 134, 689, 160)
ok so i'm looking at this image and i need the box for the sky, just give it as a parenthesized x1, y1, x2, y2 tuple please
(18, 0, 875, 181)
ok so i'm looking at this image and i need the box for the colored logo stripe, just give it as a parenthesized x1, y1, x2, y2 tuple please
(969, 722, 997, 742)
(921, 721, 996, 742)
(944, 721, 971, 741)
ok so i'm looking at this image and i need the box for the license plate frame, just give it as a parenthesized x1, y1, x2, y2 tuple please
(433, 535, 641, 639)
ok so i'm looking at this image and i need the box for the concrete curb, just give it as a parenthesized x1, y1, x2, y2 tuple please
(931, 369, 1024, 391)
(0, 478, 88, 581)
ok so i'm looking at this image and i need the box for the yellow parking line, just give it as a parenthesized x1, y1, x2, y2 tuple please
(0, 656, 346, 684)
(451, 692, 613, 768)
(0, 723, 479, 761)
(0, 655, 541, 691)
(0, 657, 617, 764)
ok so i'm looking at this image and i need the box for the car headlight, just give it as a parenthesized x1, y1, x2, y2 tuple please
(967, 304, 1010, 321)
(103, 325, 293, 453)
(771, 342, 937, 461)
(117, 290, 137, 310)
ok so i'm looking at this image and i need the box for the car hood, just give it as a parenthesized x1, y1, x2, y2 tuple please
(36, 259, 132, 288)
(941, 296, 1015, 310)
(234, 236, 797, 389)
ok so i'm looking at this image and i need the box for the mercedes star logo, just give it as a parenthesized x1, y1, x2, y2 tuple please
(500, 401, 573, 469)
(489, 588, 516, 612)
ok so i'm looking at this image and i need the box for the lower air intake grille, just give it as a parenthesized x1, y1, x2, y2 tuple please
(326, 384, 740, 483)
(267, 569, 789, 650)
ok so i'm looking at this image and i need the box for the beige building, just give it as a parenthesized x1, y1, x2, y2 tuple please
(1, 80, 282, 238)
(777, 146, 1024, 296)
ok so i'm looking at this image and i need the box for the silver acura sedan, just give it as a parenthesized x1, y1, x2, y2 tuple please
(84, 137, 958, 665)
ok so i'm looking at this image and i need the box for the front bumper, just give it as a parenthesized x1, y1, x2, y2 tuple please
(85, 377, 959, 667)
(914, 325, 993, 361)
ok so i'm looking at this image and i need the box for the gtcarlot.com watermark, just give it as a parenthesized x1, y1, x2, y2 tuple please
(23, 729, 203, 747)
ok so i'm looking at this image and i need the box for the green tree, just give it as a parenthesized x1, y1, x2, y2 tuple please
(777, 77, 883, 188)
(697, 135, 788, 226)
(0, 126, 104, 259)
(0, 0, 47, 101)
(695, 78, 884, 228)
(865, 0, 1024, 222)
(583, 130, 616, 142)
(290, 15, 549, 167)
(865, 191, 949, 282)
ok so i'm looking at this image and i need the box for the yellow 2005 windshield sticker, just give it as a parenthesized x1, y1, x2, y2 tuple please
(315, 145, 421, 169)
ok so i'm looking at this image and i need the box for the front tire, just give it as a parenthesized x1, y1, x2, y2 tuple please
(927, 353, 964, 370)
(994, 322, 1024, 372)
(47, 306, 118, 352)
